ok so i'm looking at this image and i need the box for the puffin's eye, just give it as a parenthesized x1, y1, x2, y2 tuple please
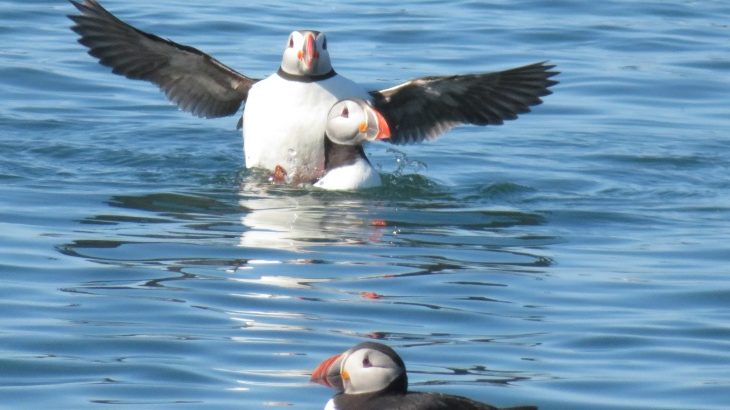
(362, 357, 372, 368)
(341, 106, 349, 118)
(288, 37, 294, 48)
(322, 37, 327, 50)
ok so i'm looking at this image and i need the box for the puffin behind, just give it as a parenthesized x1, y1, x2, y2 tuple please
(311, 341, 537, 410)
(243, 30, 370, 183)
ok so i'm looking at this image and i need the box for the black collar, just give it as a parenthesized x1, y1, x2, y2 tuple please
(277, 67, 337, 82)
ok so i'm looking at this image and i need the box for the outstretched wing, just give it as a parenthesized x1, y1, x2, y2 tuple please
(69, 0, 257, 119)
(370, 62, 558, 144)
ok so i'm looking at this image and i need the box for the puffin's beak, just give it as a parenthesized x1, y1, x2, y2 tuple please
(369, 106, 391, 141)
(310, 353, 345, 391)
(301, 32, 319, 69)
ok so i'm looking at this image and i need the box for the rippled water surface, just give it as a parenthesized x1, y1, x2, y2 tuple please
(2, 1, 730, 409)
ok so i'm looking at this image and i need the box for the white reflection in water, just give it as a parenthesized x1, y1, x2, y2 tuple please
(230, 275, 331, 290)
(237, 182, 385, 251)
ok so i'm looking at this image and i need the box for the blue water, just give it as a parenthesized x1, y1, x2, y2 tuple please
(2, 1, 729, 409)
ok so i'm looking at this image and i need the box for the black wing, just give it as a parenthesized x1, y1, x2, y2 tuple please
(369, 62, 558, 145)
(68, 0, 257, 119)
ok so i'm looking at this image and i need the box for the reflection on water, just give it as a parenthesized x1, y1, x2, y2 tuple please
(62, 175, 554, 275)
(237, 182, 386, 251)
(60, 179, 554, 322)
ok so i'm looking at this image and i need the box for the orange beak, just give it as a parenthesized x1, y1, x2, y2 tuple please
(373, 108, 391, 140)
(300, 32, 319, 69)
(310, 353, 344, 390)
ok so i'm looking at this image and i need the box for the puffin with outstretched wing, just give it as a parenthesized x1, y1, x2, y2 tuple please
(69, 0, 558, 189)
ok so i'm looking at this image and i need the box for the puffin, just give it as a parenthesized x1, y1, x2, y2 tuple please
(311, 341, 537, 410)
(315, 99, 391, 190)
(68, 0, 558, 189)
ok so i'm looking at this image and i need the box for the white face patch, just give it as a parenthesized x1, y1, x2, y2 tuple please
(341, 347, 403, 395)
(280, 30, 332, 77)
(325, 100, 367, 146)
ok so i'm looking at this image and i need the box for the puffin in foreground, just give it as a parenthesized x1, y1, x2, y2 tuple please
(316, 99, 392, 190)
(68, 0, 558, 190)
(311, 342, 537, 410)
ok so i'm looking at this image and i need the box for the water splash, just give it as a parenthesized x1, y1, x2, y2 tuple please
(384, 147, 428, 177)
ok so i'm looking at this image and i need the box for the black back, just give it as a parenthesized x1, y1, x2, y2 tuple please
(333, 391, 537, 410)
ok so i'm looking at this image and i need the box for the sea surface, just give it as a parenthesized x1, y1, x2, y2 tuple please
(1, 1, 729, 409)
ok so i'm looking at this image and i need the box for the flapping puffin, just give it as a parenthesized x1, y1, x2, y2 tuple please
(68, 0, 558, 189)
(311, 342, 537, 410)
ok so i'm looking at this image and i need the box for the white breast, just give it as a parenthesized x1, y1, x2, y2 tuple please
(242, 73, 369, 183)
(314, 154, 382, 190)
(323, 398, 337, 410)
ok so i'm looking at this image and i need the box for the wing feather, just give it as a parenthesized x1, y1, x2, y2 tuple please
(371, 62, 558, 144)
(68, 0, 257, 119)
